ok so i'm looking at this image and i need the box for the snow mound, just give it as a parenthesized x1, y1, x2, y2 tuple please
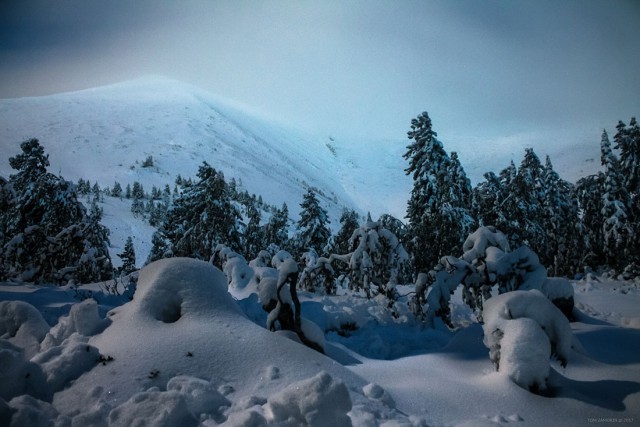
(0, 300, 50, 358)
(362, 382, 396, 408)
(482, 290, 573, 390)
(107, 389, 197, 427)
(133, 256, 243, 323)
(51, 257, 377, 424)
(0, 340, 50, 402)
(5, 395, 62, 427)
(32, 333, 101, 393)
(498, 317, 551, 390)
(41, 298, 107, 350)
(265, 371, 352, 427)
(166, 375, 230, 422)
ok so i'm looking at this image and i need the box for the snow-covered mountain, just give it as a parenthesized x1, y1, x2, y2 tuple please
(0, 76, 411, 223)
(0, 76, 604, 226)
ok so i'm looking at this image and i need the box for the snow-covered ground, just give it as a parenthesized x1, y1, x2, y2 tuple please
(1, 262, 639, 426)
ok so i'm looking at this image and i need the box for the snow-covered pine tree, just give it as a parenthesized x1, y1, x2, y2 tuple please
(512, 148, 547, 257)
(541, 156, 581, 276)
(118, 236, 137, 275)
(403, 112, 473, 273)
(614, 118, 640, 266)
(111, 181, 123, 198)
(131, 181, 145, 200)
(1, 139, 112, 283)
(74, 202, 113, 283)
(332, 209, 360, 255)
(576, 173, 605, 268)
(473, 172, 505, 228)
(152, 162, 242, 260)
(242, 200, 265, 260)
(263, 202, 290, 252)
(294, 189, 331, 255)
(147, 232, 170, 263)
(600, 130, 633, 270)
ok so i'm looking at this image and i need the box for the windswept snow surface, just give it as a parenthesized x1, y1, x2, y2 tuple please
(1, 266, 639, 426)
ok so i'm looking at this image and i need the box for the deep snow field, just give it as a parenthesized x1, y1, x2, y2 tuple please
(1, 258, 639, 426)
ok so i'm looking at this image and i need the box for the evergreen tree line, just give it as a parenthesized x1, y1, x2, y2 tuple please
(2, 114, 637, 284)
(147, 161, 339, 265)
(404, 112, 640, 279)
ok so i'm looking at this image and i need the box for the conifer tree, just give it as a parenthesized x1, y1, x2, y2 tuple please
(332, 209, 360, 255)
(614, 118, 640, 263)
(511, 148, 546, 255)
(152, 162, 241, 260)
(111, 181, 123, 198)
(118, 236, 137, 275)
(403, 112, 474, 272)
(295, 189, 331, 255)
(242, 201, 264, 259)
(576, 173, 605, 268)
(264, 203, 290, 251)
(541, 155, 581, 275)
(600, 130, 633, 269)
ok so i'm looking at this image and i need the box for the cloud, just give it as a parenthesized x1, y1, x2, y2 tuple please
(0, 0, 638, 146)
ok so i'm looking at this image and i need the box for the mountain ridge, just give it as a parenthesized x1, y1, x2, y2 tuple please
(0, 76, 411, 223)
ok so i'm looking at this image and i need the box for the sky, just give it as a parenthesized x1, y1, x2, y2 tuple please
(1, 0, 639, 150)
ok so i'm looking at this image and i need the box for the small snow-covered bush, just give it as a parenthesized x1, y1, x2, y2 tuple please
(482, 290, 573, 391)
(414, 226, 575, 326)
(265, 371, 352, 426)
(330, 220, 408, 301)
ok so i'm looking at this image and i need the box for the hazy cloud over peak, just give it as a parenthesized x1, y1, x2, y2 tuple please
(1, 0, 638, 148)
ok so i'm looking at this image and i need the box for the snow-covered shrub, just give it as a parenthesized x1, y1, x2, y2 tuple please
(482, 290, 573, 391)
(212, 243, 254, 292)
(419, 256, 481, 328)
(268, 250, 324, 353)
(330, 220, 408, 301)
(299, 248, 335, 294)
(417, 226, 575, 325)
(265, 371, 352, 426)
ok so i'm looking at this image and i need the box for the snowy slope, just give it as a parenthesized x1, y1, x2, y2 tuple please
(0, 76, 603, 225)
(0, 76, 411, 222)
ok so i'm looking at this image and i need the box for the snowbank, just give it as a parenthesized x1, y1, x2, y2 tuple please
(50, 258, 377, 425)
